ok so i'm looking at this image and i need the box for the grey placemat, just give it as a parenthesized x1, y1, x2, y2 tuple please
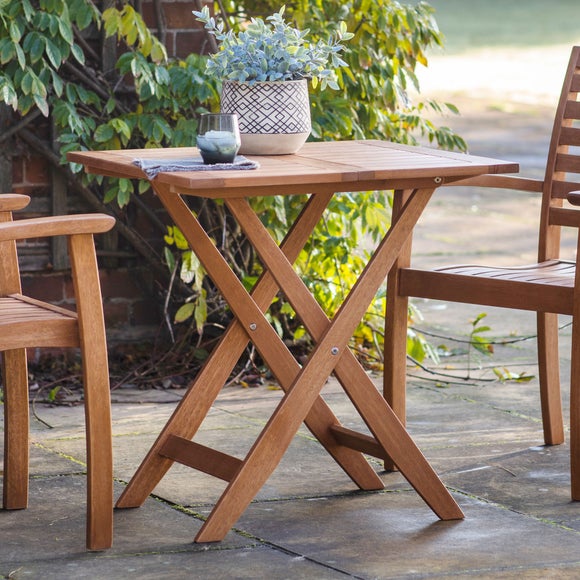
(133, 156, 260, 179)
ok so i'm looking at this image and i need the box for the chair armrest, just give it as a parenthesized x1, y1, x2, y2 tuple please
(0, 194, 31, 212)
(448, 174, 544, 192)
(0, 214, 115, 243)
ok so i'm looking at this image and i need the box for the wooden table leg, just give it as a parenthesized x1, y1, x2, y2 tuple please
(123, 185, 462, 544)
(117, 188, 382, 510)
(198, 191, 463, 540)
(198, 188, 460, 541)
(225, 192, 463, 523)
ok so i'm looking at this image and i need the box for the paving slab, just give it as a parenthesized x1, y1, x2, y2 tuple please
(236, 493, 580, 579)
(3, 548, 346, 580)
(5, 329, 580, 579)
(0, 479, 349, 579)
(444, 444, 580, 532)
(0, 477, 253, 560)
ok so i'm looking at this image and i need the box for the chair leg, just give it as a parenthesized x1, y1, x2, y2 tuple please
(81, 342, 114, 551)
(384, 287, 409, 425)
(383, 190, 413, 471)
(570, 310, 580, 500)
(69, 233, 114, 550)
(537, 312, 565, 445)
(2, 349, 30, 510)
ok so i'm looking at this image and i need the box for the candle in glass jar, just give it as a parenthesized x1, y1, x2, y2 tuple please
(197, 130, 238, 154)
(197, 114, 241, 164)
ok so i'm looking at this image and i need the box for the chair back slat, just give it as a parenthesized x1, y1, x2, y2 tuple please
(559, 126, 580, 146)
(570, 72, 580, 93)
(539, 47, 580, 260)
(549, 206, 580, 227)
(564, 100, 580, 118)
(551, 180, 580, 199)
(555, 153, 580, 174)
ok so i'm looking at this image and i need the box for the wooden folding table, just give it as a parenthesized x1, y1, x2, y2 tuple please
(69, 140, 518, 542)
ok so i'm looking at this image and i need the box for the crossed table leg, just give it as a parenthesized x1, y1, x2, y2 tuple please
(116, 184, 464, 542)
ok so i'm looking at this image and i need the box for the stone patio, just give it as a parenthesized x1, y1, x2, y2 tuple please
(2, 45, 580, 579)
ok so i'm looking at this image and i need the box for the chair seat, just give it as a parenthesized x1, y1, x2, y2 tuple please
(0, 294, 79, 350)
(399, 259, 576, 314)
(435, 259, 575, 286)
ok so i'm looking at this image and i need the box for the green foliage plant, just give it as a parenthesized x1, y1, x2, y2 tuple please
(192, 1, 467, 364)
(0, 0, 466, 370)
(293, 0, 467, 149)
(465, 313, 534, 384)
(193, 5, 353, 90)
(466, 312, 494, 378)
(0, 0, 219, 205)
(0, 0, 217, 354)
(0, 0, 97, 117)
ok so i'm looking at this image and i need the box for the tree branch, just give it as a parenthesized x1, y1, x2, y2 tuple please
(0, 110, 42, 145)
(62, 61, 130, 115)
(152, 0, 167, 46)
(72, 25, 100, 63)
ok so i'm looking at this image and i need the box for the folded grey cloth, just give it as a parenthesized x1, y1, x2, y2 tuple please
(133, 155, 260, 179)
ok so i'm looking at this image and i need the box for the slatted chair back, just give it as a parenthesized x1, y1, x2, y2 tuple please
(540, 45, 580, 261)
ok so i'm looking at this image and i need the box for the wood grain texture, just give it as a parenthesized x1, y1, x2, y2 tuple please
(68, 140, 518, 198)
(0, 195, 115, 550)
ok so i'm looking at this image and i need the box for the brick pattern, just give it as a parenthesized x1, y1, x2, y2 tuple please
(11, 116, 51, 197)
(20, 267, 161, 347)
(141, 0, 214, 57)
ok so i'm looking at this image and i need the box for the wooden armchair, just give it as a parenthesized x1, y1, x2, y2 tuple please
(384, 45, 580, 499)
(0, 194, 116, 550)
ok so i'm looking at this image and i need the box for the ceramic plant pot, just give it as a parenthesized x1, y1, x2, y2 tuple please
(220, 79, 311, 155)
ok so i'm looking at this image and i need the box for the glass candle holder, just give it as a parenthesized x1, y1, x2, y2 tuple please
(196, 113, 241, 164)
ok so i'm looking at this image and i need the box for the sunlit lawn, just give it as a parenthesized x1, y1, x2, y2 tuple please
(423, 0, 580, 53)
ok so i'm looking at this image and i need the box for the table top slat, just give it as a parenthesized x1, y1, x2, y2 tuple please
(68, 141, 519, 198)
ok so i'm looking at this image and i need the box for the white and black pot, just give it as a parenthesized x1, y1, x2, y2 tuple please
(220, 79, 311, 155)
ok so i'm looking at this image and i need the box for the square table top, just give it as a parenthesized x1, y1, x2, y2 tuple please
(68, 140, 519, 198)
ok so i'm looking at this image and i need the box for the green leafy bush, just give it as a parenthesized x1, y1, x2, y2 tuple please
(0, 0, 219, 194)
(194, 5, 353, 89)
(0, 0, 465, 369)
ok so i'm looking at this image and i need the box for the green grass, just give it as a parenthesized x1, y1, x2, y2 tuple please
(422, 0, 580, 54)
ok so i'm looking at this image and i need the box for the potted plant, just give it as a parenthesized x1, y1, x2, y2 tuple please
(193, 5, 353, 154)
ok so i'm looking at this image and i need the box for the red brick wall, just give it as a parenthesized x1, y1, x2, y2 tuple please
(141, 0, 214, 57)
(12, 154, 50, 194)
(19, 266, 161, 337)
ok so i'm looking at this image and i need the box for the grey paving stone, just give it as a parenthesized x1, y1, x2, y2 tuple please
(236, 493, 580, 579)
(2, 546, 350, 580)
(0, 477, 252, 562)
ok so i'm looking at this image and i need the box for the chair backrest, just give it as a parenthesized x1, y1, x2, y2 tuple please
(539, 46, 580, 261)
(0, 194, 30, 296)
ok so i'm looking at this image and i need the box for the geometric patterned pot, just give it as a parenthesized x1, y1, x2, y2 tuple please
(220, 79, 311, 155)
